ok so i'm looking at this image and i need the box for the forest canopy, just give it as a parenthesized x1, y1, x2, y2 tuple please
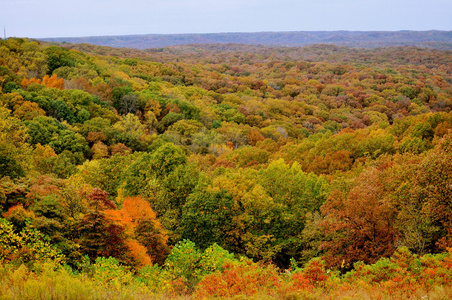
(1, 37, 452, 298)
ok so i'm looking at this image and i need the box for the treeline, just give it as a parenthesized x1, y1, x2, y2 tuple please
(41, 30, 452, 49)
(1, 37, 452, 298)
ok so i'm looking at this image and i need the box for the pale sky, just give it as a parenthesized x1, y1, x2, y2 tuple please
(2, 0, 451, 38)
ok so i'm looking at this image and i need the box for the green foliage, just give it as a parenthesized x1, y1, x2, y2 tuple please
(45, 46, 76, 74)
(24, 116, 66, 146)
(93, 256, 134, 285)
(113, 113, 145, 139)
(159, 112, 185, 131)
(3, 82, 22, 93)
(149, 143, 187, 178)
(48, 130, 90, 162)
(75, 108, 90, 123)
(78, 153, 138, 198)
(122, 153, 154, 197)
(198, 243, 237, 274)
(0, 108, 33, 179)
(163, 239, 202, 290)
(50, 99, 75, 124)
(256, 159, 329, 265)
(163, 240, 238, 292)
(159, 163, 200, 211)
(181, 189, 235, 249)
(112, 86, 133, 111)
(211, 119, 222, 129)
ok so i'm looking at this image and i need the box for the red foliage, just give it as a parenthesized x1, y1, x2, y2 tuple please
(302, 259, 329, 287)
(320, 168, 398, 268)
(87, 188, 116, 211)
(290, 272, 314, 291)
(195, 261, 281, 298)
(77, 211, 132, 265)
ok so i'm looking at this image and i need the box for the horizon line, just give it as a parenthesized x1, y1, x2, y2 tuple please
(36, 29, 452, 40)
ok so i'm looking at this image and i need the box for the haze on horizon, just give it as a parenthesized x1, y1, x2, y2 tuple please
(2, 0, 451, 39)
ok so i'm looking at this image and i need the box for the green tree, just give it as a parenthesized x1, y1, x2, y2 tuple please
(181, 189, 235, 250)
(0, 107, 33, 179)
(120, 94, 139, 115)
(113, 113, 146, 139)
(149, 143, 187, 178)
(45, 46, 76, 75)
(49, 130, 90, 163)
(258, 159, 330, 266)
(50, 99, 75, 124)
(24, 116, 65, 146)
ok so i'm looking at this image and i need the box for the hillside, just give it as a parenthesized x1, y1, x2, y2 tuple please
(41, 30, 452, 50)
(1, 38, 452, 298)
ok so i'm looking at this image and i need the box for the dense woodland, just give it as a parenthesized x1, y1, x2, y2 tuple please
(1, 37, 452, 299)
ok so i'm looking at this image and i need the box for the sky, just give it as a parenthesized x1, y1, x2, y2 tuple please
(2, 0, 452, 38)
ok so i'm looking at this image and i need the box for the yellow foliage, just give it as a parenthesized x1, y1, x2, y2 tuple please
(111, 71, 130, 81)
(32, 143, 56, 173)
(91, 141, 109, 160)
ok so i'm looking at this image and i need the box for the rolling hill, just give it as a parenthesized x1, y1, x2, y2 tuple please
(41, 30, 452, 49)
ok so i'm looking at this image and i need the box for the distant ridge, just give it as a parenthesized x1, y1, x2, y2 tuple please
(41, 30, 452, 50)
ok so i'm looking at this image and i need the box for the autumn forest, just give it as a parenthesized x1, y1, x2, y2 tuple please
(1, 37, 452, 299)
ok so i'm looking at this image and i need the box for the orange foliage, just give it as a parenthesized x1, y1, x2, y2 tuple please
(33, 143, 56, 160)
(13, 101, 46, 120)
(20, 78, 29, 89)
(338, 247, 452, 298)
(91, 82, 112, 102)
(3, 203, 25, 218)
(121, 196, 158, 226)
(104, 210, 132, 234)
(126, 239, 153, 267)
(290, 272, 314, 292)
(42, 74, 65, 89)
(27, 175, 62, 201)
(91, 141, 109, 160)
(248, 128, 265, 146)
(21, 77, 41, 89)
(86, 131, 107, 144)
(105, 196, 169, 266)
(304, 150, 353, 174)
(2, 203, 35, 228)
(320, 166, 399, 268)
(73, 78, 92, 92)
(435, 121, 452, 137)
(302, 259, 329, 287)
(167, 278, 191, 297)
(21, 75, 64, 90)
(105, 196, 161, 231)
(87, 187, 116, 211)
